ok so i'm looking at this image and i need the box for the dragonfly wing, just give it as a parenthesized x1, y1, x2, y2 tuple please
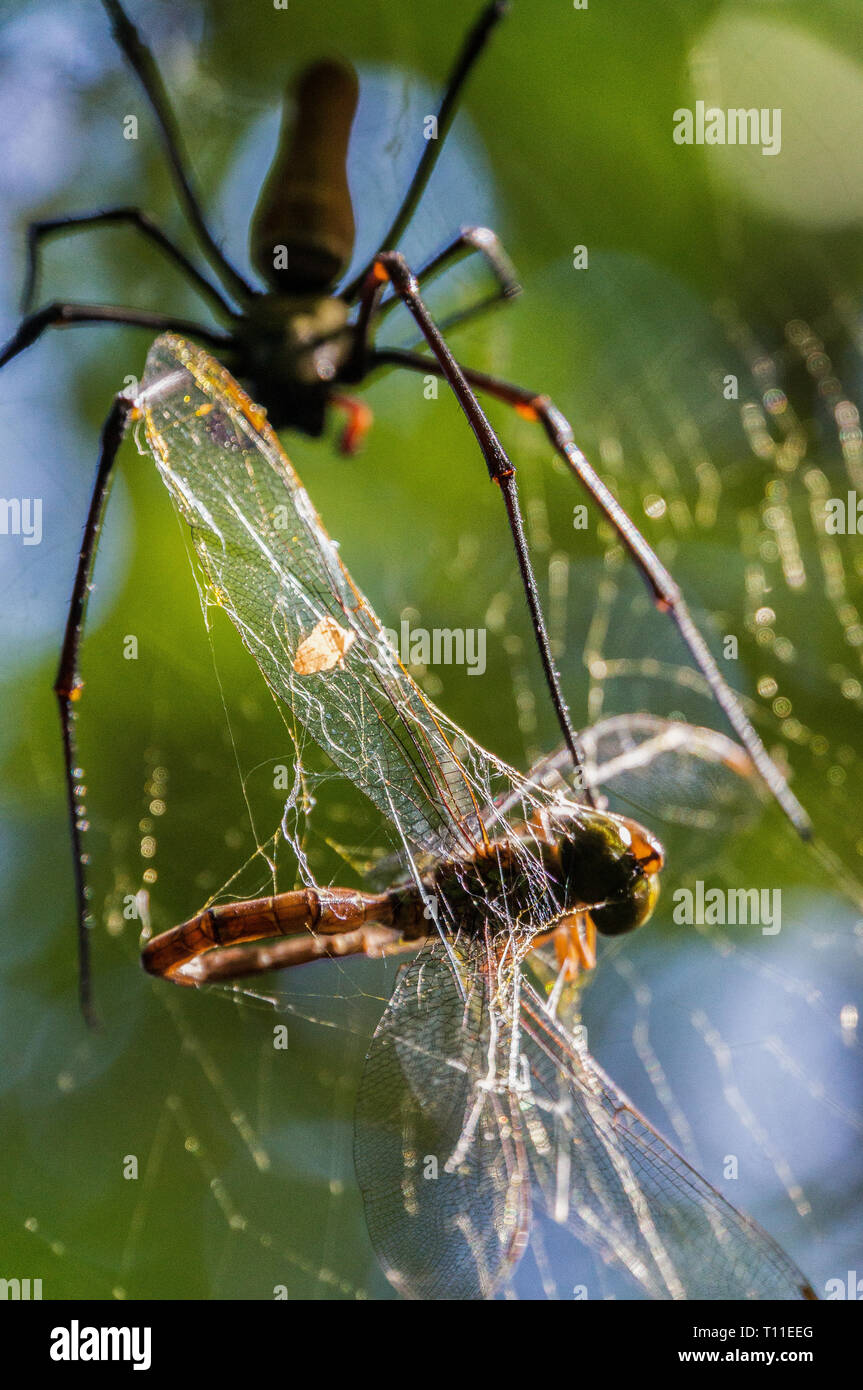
(517, 980, 814, 1299)
(523, 714, 761, 833)
(137, 334, 520, 857)
(354, 941, 531, 1299)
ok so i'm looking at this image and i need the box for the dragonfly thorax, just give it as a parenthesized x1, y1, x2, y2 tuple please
(391, 808, 664, 945)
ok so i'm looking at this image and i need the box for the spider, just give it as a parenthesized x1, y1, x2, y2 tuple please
(0, 0, 810, 1024)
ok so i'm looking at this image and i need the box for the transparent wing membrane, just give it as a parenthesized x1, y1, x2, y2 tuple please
(138, 334, 525, 859)
(356, 940, 813, 1300)
(354, 942, 531, 1300)
(517, 981, 813, 1300)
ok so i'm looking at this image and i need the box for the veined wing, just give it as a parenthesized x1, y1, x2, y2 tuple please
(136, 334, 519, 858)
(509, 714, 762, 849)
(355, 938, 813, 1300)
(517, 979, 815, 1300)
(354, 939, 532, 1300)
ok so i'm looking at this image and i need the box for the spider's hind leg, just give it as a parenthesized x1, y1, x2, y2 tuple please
(368, 347, 812, 841)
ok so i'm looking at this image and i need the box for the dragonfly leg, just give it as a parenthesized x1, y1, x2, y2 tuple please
(355, 252, 596, 803)
(22, 209, 235, 319)
(0, 302, 233, 371)
(369, 347, 812, 840)
(141, 886, 412, 985)
(577, 914, 597, 972)
(341, 1, 508, 303)
(101, 0, 253, 302)
(53, 393, 137, 1028)
(532, 915, 596, 981)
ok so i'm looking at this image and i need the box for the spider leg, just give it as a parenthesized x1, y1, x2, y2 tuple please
(370, 348, 812, 839)
(326, 225, 519, 385)
(330, 394, 375, 455)
(373, 225, 520, 331)
(0, 302, 233, 371)
(341, 2, 508, 303)
(354, 252, 595, 801)
(101, 0, 253, 301)
(54, 394, 136, 1028)
(22, 209, 234, 319)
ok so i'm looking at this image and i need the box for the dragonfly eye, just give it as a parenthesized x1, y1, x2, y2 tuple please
(556, 811, 663, 938)
(620, 816, 665, 876)
(591, 871, 660, 937)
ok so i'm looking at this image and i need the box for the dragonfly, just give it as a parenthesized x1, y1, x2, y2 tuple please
(131, 332, 815, 1300)
(0, 1, 812, 1023)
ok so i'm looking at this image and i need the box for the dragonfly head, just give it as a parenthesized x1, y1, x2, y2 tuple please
(554, 808, 664, 938)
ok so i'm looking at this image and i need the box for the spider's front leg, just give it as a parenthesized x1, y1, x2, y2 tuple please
(102, 0, 252, 302)
(371, 225, 521, 336)
(352, 251, 595, 804)
(370, 347, 813, 841)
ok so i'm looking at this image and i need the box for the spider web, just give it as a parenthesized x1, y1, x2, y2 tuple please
(1, 0, 861, 1305)
(10, 263, 857, 1304)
